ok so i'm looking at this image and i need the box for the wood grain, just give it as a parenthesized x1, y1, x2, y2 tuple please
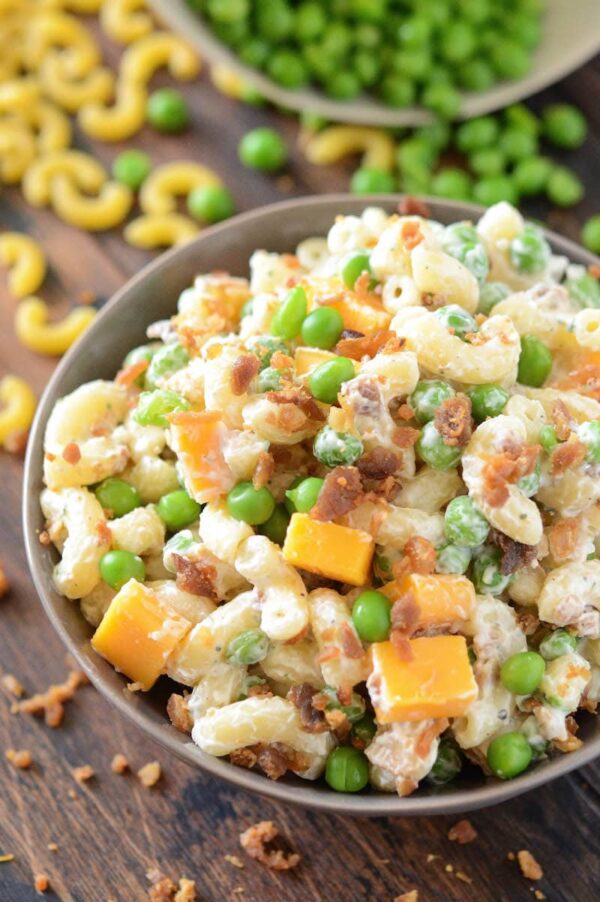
(0, 20, 599, 900)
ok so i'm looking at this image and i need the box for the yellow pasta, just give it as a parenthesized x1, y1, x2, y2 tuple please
(303, 125, 395, 171)
(99, 0, 154, 44)
(0, 375, 37, 449)
(120, 31, 200, 84)
(0, 232, 47, 299)
(27, 100, 72, 153)
(0, 119, 37, 183)
(78, 79, 146, 141)
(0, 77, 41, 114)
(139, 162, 222, 215)
(49, 173, 133, 230)
(39, 56, 115, 113)
(123, 213, 199, 249)
(23, 10, 101, 72)
(23, 150, 106, 206)
(15, 296, 96, 355)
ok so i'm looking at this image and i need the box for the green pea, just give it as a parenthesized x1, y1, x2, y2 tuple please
(565, 274, 600, 309)
(455, 116, 499, 153)
(325, 746, 370, 793)
(444, 496, 490, 547)
(504, 102, 540, 135)
(469, 148, 505, 178)
(308, 356, 355, 404)
(516, 459, 541, 497)
(421, 82, 461, 120)
(542, 103, 587, 150)
(238, 127, 287, 172)
(430, 168, 472, 201)
(258, 504, 290, 545)
(268, 49, 309, 89)
(578, 420, 600, 464)
(467, 384, 509, 422)
(164, 528, 195, 561)
(582, 215, 600, 254)
(379, 74, 416, 108)
(500, 651, 545, 695)
(100, 550, 145, 590)
(146, 89, 189, 132)
(320, 686, 366, 724)
(498, 127, 538, 161)
(350, 167, 396, 194)
(393, 48, 431, 81)
(95, 478, 141, 518)
(255, 0, 293, 41)
(512, 157, 553, 197)
(427, 740, 463, 785)
(354, 22, 381, 48)
(313, 426, 363, 467)
(415, 121, 451, 151)
(435, 544, 471, 575)
(442, 223, 489, 284)
(112, 149, 152, 190)
(146, 343, 190, 389)
(434, 304, 478, 339)
(206, 0, 248, 23)
(538, 424, 558, 454)
(238, 36, 271, 68)
(409, 380, 455, 425)
(285, 476, 324, 514)
(546, 167, 584, 208)
(473, 175, 518, 207)
(326, 71, 362, 100)
(257, 366, 284, 393)
(157, 490, 201, 531)
(187, 185, 234, 224)
(133, 390, 190, 427)
(472, 545, 511, 595)
(227, 481, 275, 525)
(510, 226, 551, 274)
(487, 732, 533, 780)
(246, 336, 288, 370)
(226, 629, 270, 666)
(517, 335, 553, 387)
(299, 111, 328, 132)
(458, 58, 495, 92)
(352, 590, 391, 643)
(478, 282, 511, 315)
(539, 629, 577, 661)
(271, 285, 307, 340)
(340, 251, 372, 289)
(416, 422, 463, 471)
(351, 714, 377, 748)
(397, 16, 431, 46)
(295, 1, 326, 41)
(491, 39, 531, 80)
(439, 21, 476, 63)
(300, 307, 344, 349)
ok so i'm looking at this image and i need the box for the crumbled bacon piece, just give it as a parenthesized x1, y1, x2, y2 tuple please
(137, 761, 161, 788)
(396, 402, 414, 421)
(517, 850, 543, 881)
(115, 359, 148, 387)
(173, 554, 218, 600)
(434, 395, 473, 448)
(111, 753, 129, 774)
(6, 748, 32, 769)
(406, 536, 437, 575)
(390, 630, 414, 661)
(547, 517, 580, 561)
(324, 707, 352, 739)
(389, 591, 421, 660)
(340, 622, 365, 659)
(311, 466, 364, 522)
(62, 442, 81, 464)
(589, 264, 600, 279)
(270, 350, 293, 370)
(72, 765, 94, 783)
(335, 330, 395, 360)
(492, 531, 538, 575)
(252, 451, 274, 490)
(394, 892, 419, 902)
(554, 364, 600, 401)
(174, 879, 196, 902)
(416, 719, 448, 758)
(1, 674, 24, 697)
(356, 448, 400, 481)
(482, 441, 540, 507)
(14, 666, 88, 727)
(550, 439, 586, 475)
(517, 611, 540, 635)
(231, 354, 260, 395)
(287, 683, 328, 733)
(239, 821, 301, 871)
(400, 220, 424, 250)
(398, 197, 431, 218)
(448, 819, 478, 844)
(34, 874, 49, 894)
(550, 400, 573, 441)
(96, 520, 112, 546)
(0, 564, 9, 598)
(392, 426, 420, 449)
(266, 387, 325, 422)
(166, 693, 192, 734)
(148, 874, 176, 901)
(257, 743, 309, 780)
(230, 747, 258, 769)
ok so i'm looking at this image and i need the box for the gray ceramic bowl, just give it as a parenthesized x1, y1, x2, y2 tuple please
(24, 195, 600, 817)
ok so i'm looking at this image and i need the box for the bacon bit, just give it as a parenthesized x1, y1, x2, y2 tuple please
(3, 428, 29, 455)
(115, 359, 148, 387)
(396, 402, 414, 421)
(554, 364, 600, 400)
(230, 748, 258, 769)
(353, 271, 374, 299)
(173, 554, 218, 600)
(248, 682, 273, 698)
(72, 764, 94, 783)
(225, 854, 245, 869)
(111, 753, 129, 774)
(448, 819, 478, 844)
(96, 520, 112, 546)
(340, 622, 365, 659)
(1, 674, 24, 697)
(398, 197, 431, 218)
(516, 850, 543, 881)
(533, 891, 546, 901)
(0, 565, 9, 599)
(14, 666, 88, 727)
(394, 892, 419, 902)
(550, 400, 573, 441)
(335, 329, 395, 360)
(316, 646, 341, 664)
(553, 733, 583, 753)
(404, 536, 437, 575)
(231, 354, 260, 395)
(166, 693, 192, 734)
(415, 719, 448, 759)
(257, 743, 309, 780)
(34, 874, 49, 894)
(6, 749, 32, 769)
(266, 386, 325, 422)
(38, 530, 51, 546)
(174, 878, 196, 902)
(392, 426, 420, 449)
(547, 517, 580, 561)
(400, 220, 424, 250)
(357, 448, 400, 482)
(482, 441, 540, 507)
(62, 442, 81, 464)
(516, 611, 540, 636)
(148, 874, 177, 901)
(287, 683, 328, 733)
(550, 439, 587, 475)
(239, 821, 300, 871)
(137, 761, 161, 788)
(252, 451, 275, 490)
(324, 707, 352, 739)
(434, 395, 472, 448)
(389, 591, 420, 661)
(311, 466, 364, 522)
(47, 844, 58, 852)
(281, 253, 300, 269)
(270, 350, 293, 370)
(492, 531, 538, 575)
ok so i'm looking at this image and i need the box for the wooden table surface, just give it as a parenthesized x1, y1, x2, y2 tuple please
(1, 21, 599, 900)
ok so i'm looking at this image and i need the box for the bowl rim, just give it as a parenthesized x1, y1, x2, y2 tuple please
(23, 193, 600, 817)
(148, 0, 600, 127)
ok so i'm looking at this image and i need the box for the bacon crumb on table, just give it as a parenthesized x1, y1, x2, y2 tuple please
(13, 666, 88, 728)
(239, 821, 301, 871)
(5, 748, 32, 769)
(394, 891, 419, 902)
(137, 761, 162, 788)
(0, 565, 9, 598)
(148, 876, 176, 902)
(516, 850, 543, 881)
(448, 819, 478, 844)
(224, 855, 245, 869)
(34, 874, 49, 894)
(111, 753, 129, 774)
(173, 878, 197, 902)
(72, 765, 94, 783)
(47, 843, 58, 853)
(1, 674, 25, 697)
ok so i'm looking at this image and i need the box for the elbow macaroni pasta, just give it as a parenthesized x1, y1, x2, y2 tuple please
(15, 297, 96, 355)
(0, 375, 36, 449)
(0, 233, 46, 299)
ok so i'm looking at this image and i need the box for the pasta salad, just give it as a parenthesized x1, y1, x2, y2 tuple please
(40, 201, 600, 796)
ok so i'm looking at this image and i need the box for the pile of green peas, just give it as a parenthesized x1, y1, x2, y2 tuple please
(191, 0, 544, 116)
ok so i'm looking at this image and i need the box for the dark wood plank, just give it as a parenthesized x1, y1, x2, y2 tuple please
(1, 16, 599, 900)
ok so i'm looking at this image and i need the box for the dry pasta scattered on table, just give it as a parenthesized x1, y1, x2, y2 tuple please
(40, 202, 600, 796)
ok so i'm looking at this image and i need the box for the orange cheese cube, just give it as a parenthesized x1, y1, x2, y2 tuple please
(91, 579, 192, 690)
(369, 636, 477, 723)
(328, 295, 391, 335)
(294, 347, 336, 376)
(380, 574, 475, 629)
(168, 410, 235, 503)
(282, 512, 374, 586)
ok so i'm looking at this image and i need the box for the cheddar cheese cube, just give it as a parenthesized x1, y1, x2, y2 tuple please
(168, 410, 235, 504)
(294, 347, 337, 376)
(328, 294, 391, 335)
(91, 579, 192, 690)
(282, 512, 374, 586)
(380, 574, 475, 630)
(368, 636, 477, 723)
